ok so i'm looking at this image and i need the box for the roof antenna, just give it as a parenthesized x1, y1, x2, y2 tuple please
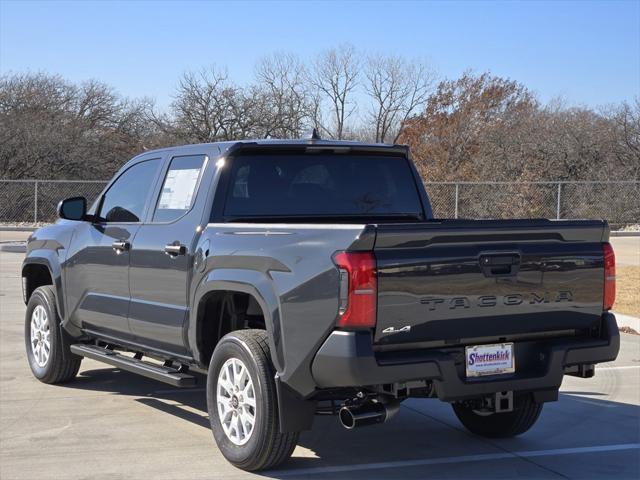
(303, 128, 321, 142)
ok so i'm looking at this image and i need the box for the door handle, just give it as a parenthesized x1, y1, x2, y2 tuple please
(112, 240, 130, 253)
(164, 243, 186, 256)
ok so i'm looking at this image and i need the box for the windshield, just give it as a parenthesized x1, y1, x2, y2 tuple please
(222, 153, 424, 221)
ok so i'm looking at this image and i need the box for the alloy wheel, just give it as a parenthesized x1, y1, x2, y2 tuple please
(30, 305, 51, 367)
(216, 357, 257, 445)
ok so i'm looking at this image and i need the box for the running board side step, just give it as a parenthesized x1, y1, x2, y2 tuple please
(70, 344, 196, 387)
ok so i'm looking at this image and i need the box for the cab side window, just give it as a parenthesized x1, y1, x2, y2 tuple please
(153, 155, 206, 222)
(100, 159, 161, 223)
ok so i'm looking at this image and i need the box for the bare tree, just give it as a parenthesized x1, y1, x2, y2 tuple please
(364, 54, 436, 143)
(254, 53, 311, 138)
(607, 99, 640, 178)
(168, 63, 313, 142)
(170, 66, 244, 142)
(309, 45, 360, 139)
(0, 73, 153, 180)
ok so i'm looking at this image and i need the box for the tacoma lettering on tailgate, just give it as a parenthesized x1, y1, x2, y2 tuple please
(420, 291, 573, 310)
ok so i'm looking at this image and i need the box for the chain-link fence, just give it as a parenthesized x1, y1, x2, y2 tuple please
(424, 181, 640, 227)
(1, 179, 639, 226)
(0, 180, 107, 224)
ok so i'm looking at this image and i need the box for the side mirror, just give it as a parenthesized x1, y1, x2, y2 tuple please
(57, 196, 87, 221)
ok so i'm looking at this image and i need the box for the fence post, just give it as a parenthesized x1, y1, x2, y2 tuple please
(454, 183, 459, 219)
(556, 183, 562, 220)
(34, 180, 39, 224)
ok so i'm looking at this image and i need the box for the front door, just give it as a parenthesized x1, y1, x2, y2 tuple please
(128, 153, 210, 356)
(65, 157, 163, 340)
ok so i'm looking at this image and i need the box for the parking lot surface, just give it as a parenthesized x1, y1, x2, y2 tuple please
(1, 248, 639, 479)
(612, 236, 640, 266)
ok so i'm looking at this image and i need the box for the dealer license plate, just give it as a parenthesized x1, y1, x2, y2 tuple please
(465, 343, 515, 377)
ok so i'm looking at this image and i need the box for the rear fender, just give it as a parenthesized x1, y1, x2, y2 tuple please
(189, 268, 283, 371)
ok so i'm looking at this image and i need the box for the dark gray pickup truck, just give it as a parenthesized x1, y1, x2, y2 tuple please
(23, 137, 619, 471)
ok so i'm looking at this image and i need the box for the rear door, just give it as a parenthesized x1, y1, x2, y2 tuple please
(128, 152, 212, 355)
(372, 220, 607, 347)
(65, 156, 163, 339)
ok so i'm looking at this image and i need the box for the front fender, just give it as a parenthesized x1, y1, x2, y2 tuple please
(189, 268, 284, 372)
(22, 222, 79, 334)
(23, 251, 63, 314)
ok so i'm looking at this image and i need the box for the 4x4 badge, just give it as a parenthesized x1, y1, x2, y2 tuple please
(382, 326, 412, 334)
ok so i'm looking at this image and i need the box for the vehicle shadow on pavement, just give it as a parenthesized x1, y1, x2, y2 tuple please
(60, 366, 640, 479)
(266, 395, 640, 479)
(63, 367, 210, 425)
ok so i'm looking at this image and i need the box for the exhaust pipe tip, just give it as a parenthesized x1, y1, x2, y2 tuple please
(338, 400, 400, 430)
(339, 407, 357, 430)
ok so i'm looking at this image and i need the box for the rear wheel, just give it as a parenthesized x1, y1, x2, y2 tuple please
(207, 329, 298, 471)
(452, 394, 543, 438)
(25, 286, 82, 384)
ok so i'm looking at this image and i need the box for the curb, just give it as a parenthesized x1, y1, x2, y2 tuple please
(0, 226, 38, 232)
(614, 312, 640, 332)
(611, 231, 640, 237)
(0, 242, 26, 253)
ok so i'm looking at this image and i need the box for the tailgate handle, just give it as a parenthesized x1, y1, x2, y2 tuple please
(479, 254, 520, 277)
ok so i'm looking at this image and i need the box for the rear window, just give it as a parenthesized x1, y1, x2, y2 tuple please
(223, 154, 423, 219)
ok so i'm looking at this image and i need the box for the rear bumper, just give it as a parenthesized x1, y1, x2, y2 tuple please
(311, 313, 620, 402)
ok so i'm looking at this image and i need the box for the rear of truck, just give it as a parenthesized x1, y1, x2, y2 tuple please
(312, 219, 619, 432)
(209, 141, 619, 437)
(312, 220, 619, 437)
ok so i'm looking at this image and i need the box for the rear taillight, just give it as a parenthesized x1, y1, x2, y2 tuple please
(333, 251, 377, 329)
(603, 242, 615, 311)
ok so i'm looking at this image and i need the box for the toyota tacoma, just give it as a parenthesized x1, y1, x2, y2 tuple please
(23, 136, 619, 471)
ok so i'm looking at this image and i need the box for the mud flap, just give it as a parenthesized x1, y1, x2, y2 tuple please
(275, 375, 316, 433)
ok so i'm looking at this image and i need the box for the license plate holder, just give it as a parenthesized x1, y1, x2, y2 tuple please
(465, 343, 515, 377)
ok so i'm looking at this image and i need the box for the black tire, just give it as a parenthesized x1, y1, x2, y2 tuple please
(25, 286, 82, 384)
(207, 329, 298, 471)
(453, 394, 543, 438)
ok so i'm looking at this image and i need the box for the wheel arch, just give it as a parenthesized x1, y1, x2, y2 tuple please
(189, 269, 283, 373)
(22, 254, 64, 318)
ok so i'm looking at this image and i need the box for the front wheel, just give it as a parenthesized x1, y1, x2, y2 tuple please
(207, 329, 298, 471)
(452, 394, 543, 438)
(25, 286, 82, 383)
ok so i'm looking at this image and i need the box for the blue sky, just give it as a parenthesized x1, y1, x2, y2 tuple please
(1, 0, 638, 110)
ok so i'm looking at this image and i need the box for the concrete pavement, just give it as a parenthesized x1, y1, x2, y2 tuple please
(613, 237, 640, 267)
(1, 248, 639, 479)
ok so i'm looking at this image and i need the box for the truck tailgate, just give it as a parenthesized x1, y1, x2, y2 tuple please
(373, 219, 608, 346)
